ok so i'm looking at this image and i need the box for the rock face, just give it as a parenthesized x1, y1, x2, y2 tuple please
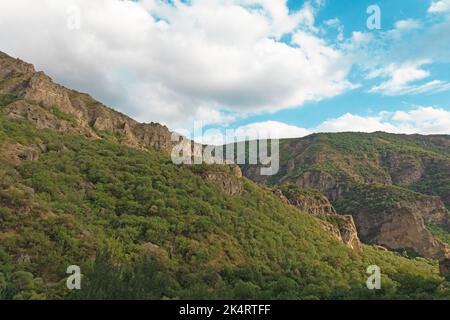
(280, 188, 336, 216)
(440, 258, 450, 277)
(1, 141, 44, 165)
(276, 185, 361, 252)
(275, 185, 336, 215)
(350, 200, 450, 260)
(295, 171, 351, 203)
(383, 151, 425, 185)
(326, 215, 362, 253)
(0, 51, 191, 154)
(195, 166, 244, 196)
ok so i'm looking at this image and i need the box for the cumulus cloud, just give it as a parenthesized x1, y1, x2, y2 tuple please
(367, 60, 450, 96)
(0, 0, 356, 129)
(353, 10, 450, 96)
(200, 106, 450, 143)
(314, 106, 450, 135)
(394, 19, 422, 31)
(428, 0, 450, 13)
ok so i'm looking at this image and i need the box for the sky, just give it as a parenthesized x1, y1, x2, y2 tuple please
(0, 0, 449, 144)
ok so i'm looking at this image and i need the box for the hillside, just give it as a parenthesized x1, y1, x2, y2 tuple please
(0, 51, 449, 300)
(240, 133, 450, 266)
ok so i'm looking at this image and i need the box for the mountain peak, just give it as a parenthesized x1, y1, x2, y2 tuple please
(0, 51, 185, 153)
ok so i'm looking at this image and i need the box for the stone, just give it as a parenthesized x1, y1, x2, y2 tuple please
(353, 204, 449, 260)
(202, 171, 244, 196)
(439, 258, 450, 277)
(276, 186, 362, 252)
(17, 254, 31, 264)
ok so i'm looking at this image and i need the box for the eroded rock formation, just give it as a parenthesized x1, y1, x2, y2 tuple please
(275, 185, 362, 252)
(0, 52, 189, 153)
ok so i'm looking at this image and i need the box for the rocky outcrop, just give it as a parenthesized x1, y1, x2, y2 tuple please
(275, 186, 336, 216)
(195, 166, 244, 196)
(3, 100, 88, 135)
(383, 151, 425, 185)
(440, 258, 450, 277)
(0, 51, 190, 154)
(1, 141, 45, 165)
(295, 171, 350, 202)
(318, 215, 362, 253)
(276, 185, 361, 252)
(351, 201, 449, 260)
(326, 215, 362, 253)
(417, 197, 450, 227)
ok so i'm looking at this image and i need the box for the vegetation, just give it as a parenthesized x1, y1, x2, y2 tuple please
(0, 113, 449, 300)
(334, 184, 428, 214)
(0, 94, 17, 107)
(427, 225, 450, 245)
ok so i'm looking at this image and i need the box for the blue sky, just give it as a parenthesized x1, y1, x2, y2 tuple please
(0, 0, 449, 143)
(207, 0, 450, 140)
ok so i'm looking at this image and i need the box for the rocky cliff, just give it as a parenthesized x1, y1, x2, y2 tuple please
(275, 184, 361, 252)
(0, 51, 190, 153)
(190, 165, 244, 196)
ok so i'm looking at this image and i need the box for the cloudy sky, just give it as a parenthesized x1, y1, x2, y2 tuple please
(0, 0, 449, 144)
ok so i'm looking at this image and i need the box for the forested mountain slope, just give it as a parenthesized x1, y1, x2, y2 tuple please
(0, 51, 449, 299)
(240, 132, 450, 267)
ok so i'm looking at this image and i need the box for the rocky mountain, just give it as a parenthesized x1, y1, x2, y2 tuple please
(240, 133, 450, 268)
(0, 51, 186, 153)
(0, 51, 449, 299)
(273, 184, 361, 252)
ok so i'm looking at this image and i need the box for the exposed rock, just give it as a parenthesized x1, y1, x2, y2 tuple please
(317, 215, 362, 252)
(0, 51, 187, 153)
(318, 220, 343, 242)
(383, 151, 425, 185)
(273, 189, 289, 203)
(352, 203, 449, 260)
(22, 72, 74, 114)
(16, 254, 31, 264)
(296, 171, 350, 202)
(1, 141, 42, 165)
(439, 258, 450, 277)
(143, 242, 160, 253)
(232, 165, 243, 178)
(327, 215, 362, 253)
(201, 167, 244, 196)
(276, 185, 361, 252)
(18, 148, 40, 161)
(417, 197, 450, 227)
(276, 186, 336, 216)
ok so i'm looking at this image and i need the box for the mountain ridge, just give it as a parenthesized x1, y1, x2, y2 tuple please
(0, 51, 449, 299)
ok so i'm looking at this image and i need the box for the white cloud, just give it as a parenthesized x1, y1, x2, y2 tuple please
(394, 19, 422, 31)
(367, 60, 450, 96)
(316, 106, 450, 134)
(428, 0, 450, 13)
(0, 0, 356, 129)
(315, 113, 398, 133)
(199, 106, 450, 143)
(198, 120, 311, 145)
(324, 18, 344, 41)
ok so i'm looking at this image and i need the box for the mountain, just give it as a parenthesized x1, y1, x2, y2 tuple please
(0, 51, 449, 300)
(240, 133, 450, 264)
(0, 51, 188, 152)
